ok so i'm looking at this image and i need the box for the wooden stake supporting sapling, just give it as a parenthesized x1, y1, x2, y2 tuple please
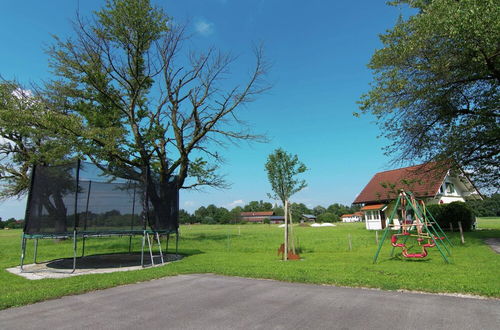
(458, 221, 465, 244)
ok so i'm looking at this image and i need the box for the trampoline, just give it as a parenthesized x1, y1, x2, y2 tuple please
(21, 160, 179, 273)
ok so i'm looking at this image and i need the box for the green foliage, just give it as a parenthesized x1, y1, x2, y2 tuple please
(467, 194, 500, 217)
(1, 221, 500, 310)
(427, 202, 475, 231)
(359, 0, 500, 189)
(0, 82, 74, 198)
(263, 218, 270, 225)
(0, 0, 269, 201)
(243, 200, 273, 212)
(317, 212, 338, 223)
(1, 218, 24, 229)
(265, 148, 307, 206)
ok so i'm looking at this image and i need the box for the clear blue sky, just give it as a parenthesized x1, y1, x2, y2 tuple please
(0, 0, 410, 218)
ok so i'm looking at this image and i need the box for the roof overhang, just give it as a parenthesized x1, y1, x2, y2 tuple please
(360, 204, 386, 211)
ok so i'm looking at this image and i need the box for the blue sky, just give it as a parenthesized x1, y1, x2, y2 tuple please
(0, 0, 410, 218)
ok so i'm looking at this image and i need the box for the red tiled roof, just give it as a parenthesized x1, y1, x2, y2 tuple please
(240, 211, 274, 217)
(341, 214, 354, 218)
(360, 204, 386, 211)
(354, 212, 364, 216)
(354, 161, 450, 204)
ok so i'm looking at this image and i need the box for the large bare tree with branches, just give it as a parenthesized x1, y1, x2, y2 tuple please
(39, 0, 268, 214)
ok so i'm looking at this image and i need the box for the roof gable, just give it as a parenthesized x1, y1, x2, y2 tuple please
(353, 161, 450, 204)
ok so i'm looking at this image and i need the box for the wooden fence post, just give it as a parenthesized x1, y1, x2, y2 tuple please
(458, 221, 465, 244)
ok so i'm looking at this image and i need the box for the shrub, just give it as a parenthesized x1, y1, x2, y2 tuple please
(317, 212, 338, 223)
(263, 218, 270, 224)
(427, 202, 475, 231)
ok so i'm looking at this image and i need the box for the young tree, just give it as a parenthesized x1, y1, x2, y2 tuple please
(38, 0, 268, 221)
(358, 0, 499, 190)
(265, 148, 307, 206)
(265, 148, 307, 260)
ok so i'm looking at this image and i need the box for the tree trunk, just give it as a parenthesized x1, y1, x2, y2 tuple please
(284, 200, 288, 261)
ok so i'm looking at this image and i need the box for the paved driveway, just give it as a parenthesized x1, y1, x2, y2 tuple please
(0, 274, 499, 329)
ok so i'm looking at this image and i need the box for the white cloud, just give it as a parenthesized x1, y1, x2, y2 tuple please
(195, 19, 214, 36)
(227, 199, 244, 208)
(184, 200, 195, 207)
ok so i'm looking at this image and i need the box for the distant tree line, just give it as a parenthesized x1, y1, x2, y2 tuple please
(179, 200, 360, 224)
(467, 194, 500, 217)
(0, 217, 24, 229)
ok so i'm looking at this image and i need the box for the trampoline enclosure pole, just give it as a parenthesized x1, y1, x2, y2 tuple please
(155, 232, 164, 264)
(146, 233, 154, 266)
(20, 235, 27, 272)
(166, 234, 170, 253)
(141, 230, 146, 267)
(71, 230, 77, 273)
(175, 231, 179, 258)
(33, 239, 38, 264)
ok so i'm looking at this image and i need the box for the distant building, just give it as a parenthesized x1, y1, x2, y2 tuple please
(340, 212, 363, 223)
(240, 211, 274, 223)
(269, 215, 285, 224)
(302, 214, 316, 222)
(353, 161, 482, 230)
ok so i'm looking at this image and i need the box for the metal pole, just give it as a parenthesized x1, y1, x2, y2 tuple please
(166, 234, 170, 253)
(71, 230, 77, 273)
(141, 230, 146, 267)
(146, 232, 154, 266)
(155, 232, 164, 264)
(82, 180, 92, 258)
(129, 184, 137, 253)
(20, 235, 27, 272)
(175, 231, 179, 258)
(33, 239, 38, 264)
(373, 195, 401, 263)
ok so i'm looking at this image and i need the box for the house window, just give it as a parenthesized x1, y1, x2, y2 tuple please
(445, 182, 455, 194)
(439, 185, 444, 194)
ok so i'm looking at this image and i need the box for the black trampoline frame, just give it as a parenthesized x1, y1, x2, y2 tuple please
(20, 160, 180, 273)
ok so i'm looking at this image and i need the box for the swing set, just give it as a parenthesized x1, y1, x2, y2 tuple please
(373, 191, 453, 263)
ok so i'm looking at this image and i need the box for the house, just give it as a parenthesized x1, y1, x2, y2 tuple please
(340, 212, 363, 223)
(269, 215, 285, 224)
(353, 161, 482, 230)
(302, 214, 317, 222)
(240, 211, 274, 223)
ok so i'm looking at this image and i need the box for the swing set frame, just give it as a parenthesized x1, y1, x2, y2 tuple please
(373, 191, 453, 263)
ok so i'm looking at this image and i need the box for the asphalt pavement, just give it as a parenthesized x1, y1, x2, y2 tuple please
(0, 274, 499, 329)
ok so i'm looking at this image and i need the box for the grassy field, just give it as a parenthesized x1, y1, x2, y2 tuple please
(0, 218, 499, 309)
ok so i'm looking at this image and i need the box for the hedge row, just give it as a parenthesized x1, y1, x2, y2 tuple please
(426, 202, 475, 232)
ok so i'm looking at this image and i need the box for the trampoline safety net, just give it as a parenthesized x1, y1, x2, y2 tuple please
(24, 161, 179, 236)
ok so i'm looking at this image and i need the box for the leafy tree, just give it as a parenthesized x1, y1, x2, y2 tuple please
(358, 0, 500, 190)
(467, 193, 500, 217)
(178, 209, 195, 224)
(243, 200, 273, 212)
(312, 205, 326, 216)
(265, 148, 307, 260)
(2, 0, 268, 221)
(265, 148, 307, 206)
(229, 206, 243, 223)
(290, 202, 311, 218)
(326, 203, 350, 218)
(317, 212, 338, 223)
(0, 82, 73, 199)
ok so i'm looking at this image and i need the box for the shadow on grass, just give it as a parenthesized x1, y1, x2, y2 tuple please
(43, 249, 203, 270)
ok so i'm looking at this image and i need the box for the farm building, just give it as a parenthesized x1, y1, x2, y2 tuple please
(340, 212, 363, 223)
(240, 211, 274, 223)
(302, 214, 317, 222)
(353, 161, 482, 230)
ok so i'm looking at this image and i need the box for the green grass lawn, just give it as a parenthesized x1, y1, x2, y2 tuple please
(1, 218, 499, 309)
